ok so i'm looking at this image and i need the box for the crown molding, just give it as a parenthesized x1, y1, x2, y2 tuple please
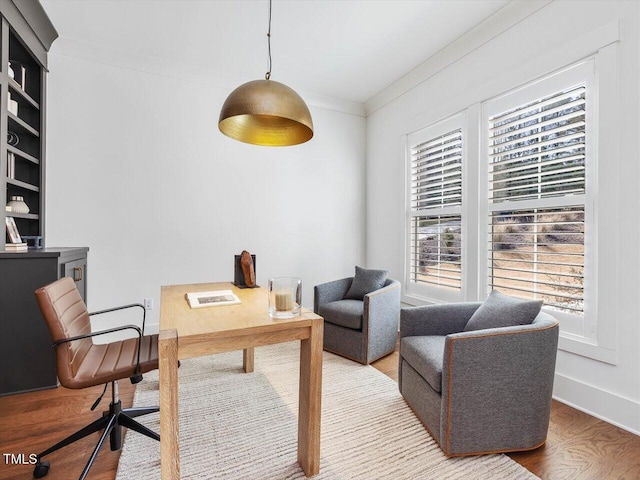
(0, 0, 58, 67)
(364, 0, 553, 116)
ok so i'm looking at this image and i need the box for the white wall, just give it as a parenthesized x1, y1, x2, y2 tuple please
(45, 46, 366, 334)
(366, 0, 640, 434)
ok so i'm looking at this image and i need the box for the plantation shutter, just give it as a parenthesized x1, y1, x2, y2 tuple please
(486, 83, 586, 314)
(408, 124, 463, 292)
(411, 130, 463, 209)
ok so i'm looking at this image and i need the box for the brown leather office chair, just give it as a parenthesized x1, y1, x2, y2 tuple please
(32, 277, 160, 480)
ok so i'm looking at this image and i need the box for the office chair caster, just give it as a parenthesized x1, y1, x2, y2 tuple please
(33, 461, 50, 478)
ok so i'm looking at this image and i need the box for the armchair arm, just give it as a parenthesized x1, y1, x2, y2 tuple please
(314, 277, 353, 313)
(364, 280, 401, 361)
(440, 319, 559, 455)
(364, 279, 401, 302)
(364, 280, 401, 330)
(399, 303, 481, 339)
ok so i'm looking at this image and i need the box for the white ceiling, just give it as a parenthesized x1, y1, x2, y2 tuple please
(40, 0, 508, 105)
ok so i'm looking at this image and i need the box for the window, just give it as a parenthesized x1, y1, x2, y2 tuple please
(483, 61, 594, 336)
(404, 63, 594, 326)
(487, 85, 586, 315)
(403, 47, 616, 361)
(406, 115, 464, 301)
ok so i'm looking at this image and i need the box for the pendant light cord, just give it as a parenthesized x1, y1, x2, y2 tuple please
(265, 0, 272, 80)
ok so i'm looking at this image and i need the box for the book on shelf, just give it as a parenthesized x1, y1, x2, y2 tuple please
(7, 152, 15, 179)
(5, 216, 22, 243)
(5, 242, 28, 252)
(185, 290, 241, 309)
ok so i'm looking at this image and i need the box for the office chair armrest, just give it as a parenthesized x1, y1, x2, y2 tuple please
(89, 304, 147, 374)
(53, 324, 143, 346)
(54, 323, 147, 381)
(89, 303, 147, 335)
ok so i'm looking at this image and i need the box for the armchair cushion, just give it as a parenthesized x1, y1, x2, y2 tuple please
(400, 336, 446, 393)
(464, 290, 542, 332)
(344, 266, 389, 300)
(318, 299, 364, 330)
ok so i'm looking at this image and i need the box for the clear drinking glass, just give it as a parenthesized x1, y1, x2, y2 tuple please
(268, 277, 302, 318)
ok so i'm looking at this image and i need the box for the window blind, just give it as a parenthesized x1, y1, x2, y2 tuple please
(489, 85, 586, 203)
(410, 214, 462, 289)
(487, 85, 586, 314)
(411, 129, 463, 209)
(409, 128, 462, 291)
(489, 207, 584, 313)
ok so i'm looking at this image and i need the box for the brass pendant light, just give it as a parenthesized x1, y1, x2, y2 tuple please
(218, 0, 313, 146)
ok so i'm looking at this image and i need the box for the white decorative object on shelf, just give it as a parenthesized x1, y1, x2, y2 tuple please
(7, 195, 29, 214)
(7, 92, 18, 115)
(9, 60, 26, 90)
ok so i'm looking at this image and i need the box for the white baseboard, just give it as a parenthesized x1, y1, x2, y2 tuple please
(553, 372, 640, 436)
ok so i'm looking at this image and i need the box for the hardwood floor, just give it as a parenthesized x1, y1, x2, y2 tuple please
(0, 382, 136, 480)
(1, 350, 638, 480)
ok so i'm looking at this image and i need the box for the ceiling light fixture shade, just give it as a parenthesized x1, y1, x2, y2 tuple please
(218, 79, 313, 146)
(218, 0, 313, 147)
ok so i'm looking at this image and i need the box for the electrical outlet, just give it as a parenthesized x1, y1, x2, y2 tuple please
(143, 298, 153, 310)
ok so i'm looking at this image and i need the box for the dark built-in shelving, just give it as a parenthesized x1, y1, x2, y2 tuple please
(1, 1, 56, 243)
(0, 2, 81, 398)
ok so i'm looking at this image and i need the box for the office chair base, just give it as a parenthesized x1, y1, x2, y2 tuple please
(33, 461, 49, 478)
(33, 399, 159, 479)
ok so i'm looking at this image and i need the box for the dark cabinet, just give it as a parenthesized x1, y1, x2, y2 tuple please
(63, 257, 87, 303)
(0, 247, 88, 395)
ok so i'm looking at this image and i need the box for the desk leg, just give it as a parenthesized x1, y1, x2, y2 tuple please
(159, 329, 180, 480)
(243, 347, 254, 373)
(298, 319, 323, 476)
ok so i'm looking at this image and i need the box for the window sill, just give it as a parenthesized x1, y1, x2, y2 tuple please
(558, 333, 617, 365)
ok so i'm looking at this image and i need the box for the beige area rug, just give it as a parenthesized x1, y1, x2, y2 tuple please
(116, 342, 538, 479)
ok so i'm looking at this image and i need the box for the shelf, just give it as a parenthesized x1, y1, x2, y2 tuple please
(5, 212, 38, 220)
(8, 79, 39, 109)
(7, 145, 39, 165)
(7, 178, 39, 192)
(8, 112, 39, 137)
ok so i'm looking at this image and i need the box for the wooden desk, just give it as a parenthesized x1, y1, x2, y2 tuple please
(159, 282, 324, 478)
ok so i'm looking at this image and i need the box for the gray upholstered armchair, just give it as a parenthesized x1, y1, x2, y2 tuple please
(314, 275, 400, 364)
(399, 300, 559, 456)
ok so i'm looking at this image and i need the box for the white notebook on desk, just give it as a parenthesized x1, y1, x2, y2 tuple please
(184, 290, 241, 309)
